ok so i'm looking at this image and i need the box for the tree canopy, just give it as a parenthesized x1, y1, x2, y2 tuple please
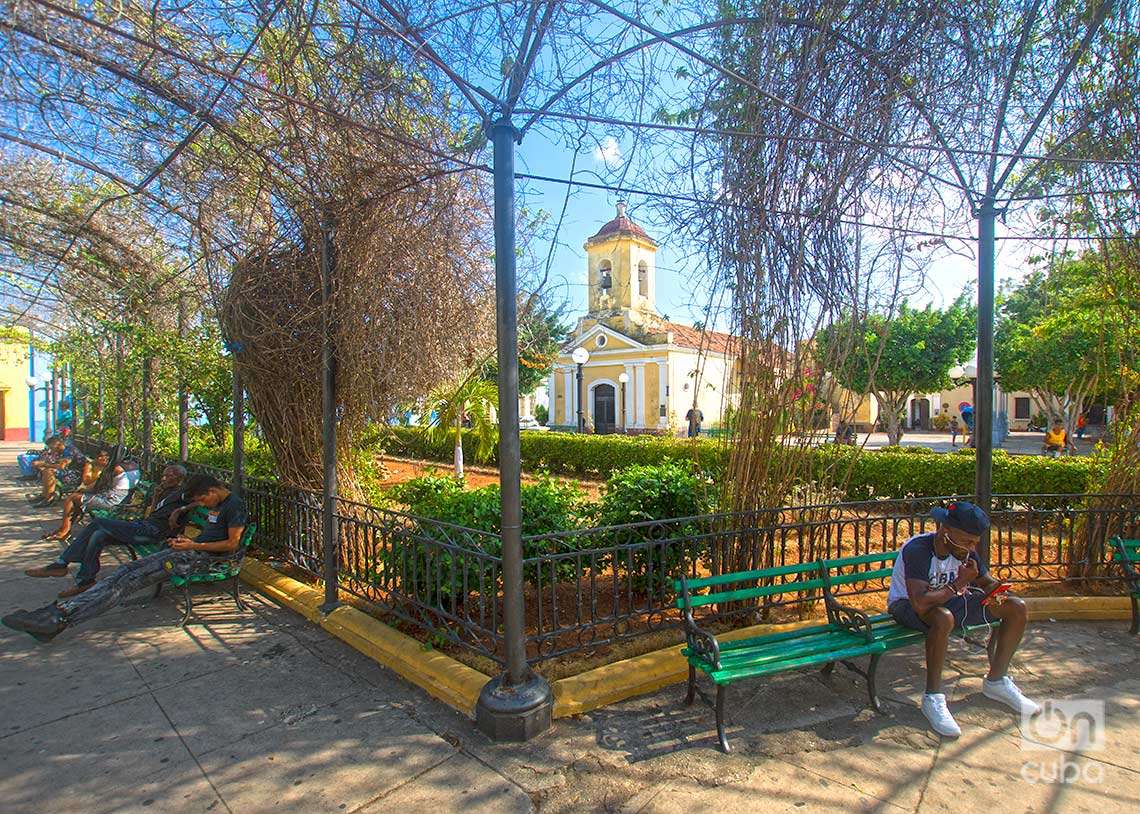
(817, 296, 977, 444)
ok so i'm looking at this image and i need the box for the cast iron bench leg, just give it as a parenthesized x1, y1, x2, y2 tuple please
(867, 653, 884, 713)
(179, 583, 193, 627)
(1131, 596, 1138, 636)
(820, 661, 835, 676)
(231, 573, 246, 612)
(716, 685, 730, 753)
(685, 664, 696, 706)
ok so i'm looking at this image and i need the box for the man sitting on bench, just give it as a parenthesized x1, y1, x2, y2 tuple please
(3, 474, 247, 642)
(24, 464, 191, 598)
(887, 501, 1039, 737)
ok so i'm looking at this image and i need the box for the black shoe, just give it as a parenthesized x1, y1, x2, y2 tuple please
(26, 494, 46, 505)
(1, 606, 67, 642)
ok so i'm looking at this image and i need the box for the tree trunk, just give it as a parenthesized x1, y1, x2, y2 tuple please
(877, 391, 905, 445)
(453, 412, 464, 480)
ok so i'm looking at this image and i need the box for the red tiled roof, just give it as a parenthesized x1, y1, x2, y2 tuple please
(665, 322, 740, 357)
(586, 203, 657, 246)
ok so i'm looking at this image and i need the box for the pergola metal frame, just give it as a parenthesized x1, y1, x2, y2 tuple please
(1, 0, 1135, 740)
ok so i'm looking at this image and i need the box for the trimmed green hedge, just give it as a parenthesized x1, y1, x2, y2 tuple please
(811, 445, 1101, 500)
(379, 426, 1104, 499)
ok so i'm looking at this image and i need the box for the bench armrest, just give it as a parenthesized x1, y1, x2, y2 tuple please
(677, 573, 721, 670)
(683, 614, 722, 671)
(825, 598, 874, 642)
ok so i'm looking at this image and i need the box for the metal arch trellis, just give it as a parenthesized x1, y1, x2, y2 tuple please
(5, 0, 1137, 736)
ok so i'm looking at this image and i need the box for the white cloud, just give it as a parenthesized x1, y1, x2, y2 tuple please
(593, 136, 622, 166)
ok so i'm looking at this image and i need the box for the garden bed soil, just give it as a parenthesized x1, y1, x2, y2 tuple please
(377, 455, 604, 498)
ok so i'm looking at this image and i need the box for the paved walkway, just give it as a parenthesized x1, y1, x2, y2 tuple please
(2, 441, 1137, 812)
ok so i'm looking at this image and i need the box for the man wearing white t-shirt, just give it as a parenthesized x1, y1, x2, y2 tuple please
(887, 501, 1039, 737)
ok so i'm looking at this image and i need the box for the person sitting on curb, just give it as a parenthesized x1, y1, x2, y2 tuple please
(886, 501, 1040, 737)
(26, 464, 191, 598)
(3, 474, 247, 642)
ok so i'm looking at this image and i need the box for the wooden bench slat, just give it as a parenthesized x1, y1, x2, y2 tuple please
(710, 641, 886, 683)
(676, 561, 822, 593)
(685, 577, 827, 608)
(827, 568, 894, 587)
(710, 632, 871, 671)
(823, 551, 898, 568)
(717, 621, 841, 652)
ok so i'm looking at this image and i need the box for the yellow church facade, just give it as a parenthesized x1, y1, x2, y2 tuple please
(548, 204, 740, 434)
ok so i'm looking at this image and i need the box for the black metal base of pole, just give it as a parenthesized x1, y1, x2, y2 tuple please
(475, 672, 553, 742)
(319, 600, 341, 615)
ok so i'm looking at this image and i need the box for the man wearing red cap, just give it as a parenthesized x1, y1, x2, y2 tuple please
(887, 501, 1039, 737)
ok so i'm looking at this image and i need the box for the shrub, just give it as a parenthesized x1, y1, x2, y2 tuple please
(390, 475, 588, 587)
(535, 404, 549, 425)
(382, 426, 1103, 501)
(592, 461, 716, 594)
(931, 413, 950, 431)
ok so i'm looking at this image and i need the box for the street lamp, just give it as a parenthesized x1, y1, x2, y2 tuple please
(572, 347, 590, 432)
(618, 371, 629, 433)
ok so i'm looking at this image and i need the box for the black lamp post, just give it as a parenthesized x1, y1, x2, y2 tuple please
(572, 346, 589, 432)
(618, 371, 629, 433)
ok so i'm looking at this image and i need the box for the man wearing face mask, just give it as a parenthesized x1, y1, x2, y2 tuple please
(886, 501, 1040, 737)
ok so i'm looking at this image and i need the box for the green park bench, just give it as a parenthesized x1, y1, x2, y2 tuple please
(676, 550, 1000, 752)
(1110, 537, 1139, 635)
(106, 504, 256, 626)
(89, 480, 154, 523)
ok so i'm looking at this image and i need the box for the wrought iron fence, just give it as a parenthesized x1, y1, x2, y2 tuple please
(70, 436, 1137, 666)
(517, 494, 1140, 662)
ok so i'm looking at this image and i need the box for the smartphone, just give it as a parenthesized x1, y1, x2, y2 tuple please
(981, 582, 1011, 606)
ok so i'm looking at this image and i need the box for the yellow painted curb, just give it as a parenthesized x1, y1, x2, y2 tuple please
(551, 618, 819, 718)
(239, 557, 489, 717)
(239, 559, 324, 624)
(551, 596, 1135, 719)
(1023, 595, 1132, 621)
(320, 606, 488, 715)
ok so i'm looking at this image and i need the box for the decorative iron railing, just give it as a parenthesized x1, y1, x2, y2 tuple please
(71, 436, 1137, 666)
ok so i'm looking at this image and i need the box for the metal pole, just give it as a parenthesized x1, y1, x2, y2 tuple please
(141, 357, 153, 466)
(232, 357, 245, 492)
(621, 382, 626, 433)
(28, 340, 36, 442)
(178, 295, 189, 462)
(115, 334, 125, 450)
(319, 218, 340, 613)
(975, 197, 996, 565)
(475, 116, 553, 742)
(49, 366, 56, 436)
(576, 363, 584, 432)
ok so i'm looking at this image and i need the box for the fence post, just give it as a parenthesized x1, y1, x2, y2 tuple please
(474, 115, 553, 742)
(319, 216, 340, 613)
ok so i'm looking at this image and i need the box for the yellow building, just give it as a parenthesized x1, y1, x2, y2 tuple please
(0, 333, 34, 441)
(549, 204, 740, 434)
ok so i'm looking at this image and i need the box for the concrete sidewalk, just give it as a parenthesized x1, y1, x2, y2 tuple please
(0, 442, 528, 813)
(1, 441, 1137, 812)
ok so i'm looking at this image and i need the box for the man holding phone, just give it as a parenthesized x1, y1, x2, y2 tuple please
(887, 501, 1039, 737)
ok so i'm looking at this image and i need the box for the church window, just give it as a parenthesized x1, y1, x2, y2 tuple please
(596, 334, 607, 348)
(637, 261, 649, 297)
(599, 261, 612, 291)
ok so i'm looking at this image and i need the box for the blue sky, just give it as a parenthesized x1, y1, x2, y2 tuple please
(516, 127, 1042, 333)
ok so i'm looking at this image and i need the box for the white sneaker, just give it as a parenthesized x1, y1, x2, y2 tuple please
(983, 676, 1041, 716)
(922, 692, 961, 737)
